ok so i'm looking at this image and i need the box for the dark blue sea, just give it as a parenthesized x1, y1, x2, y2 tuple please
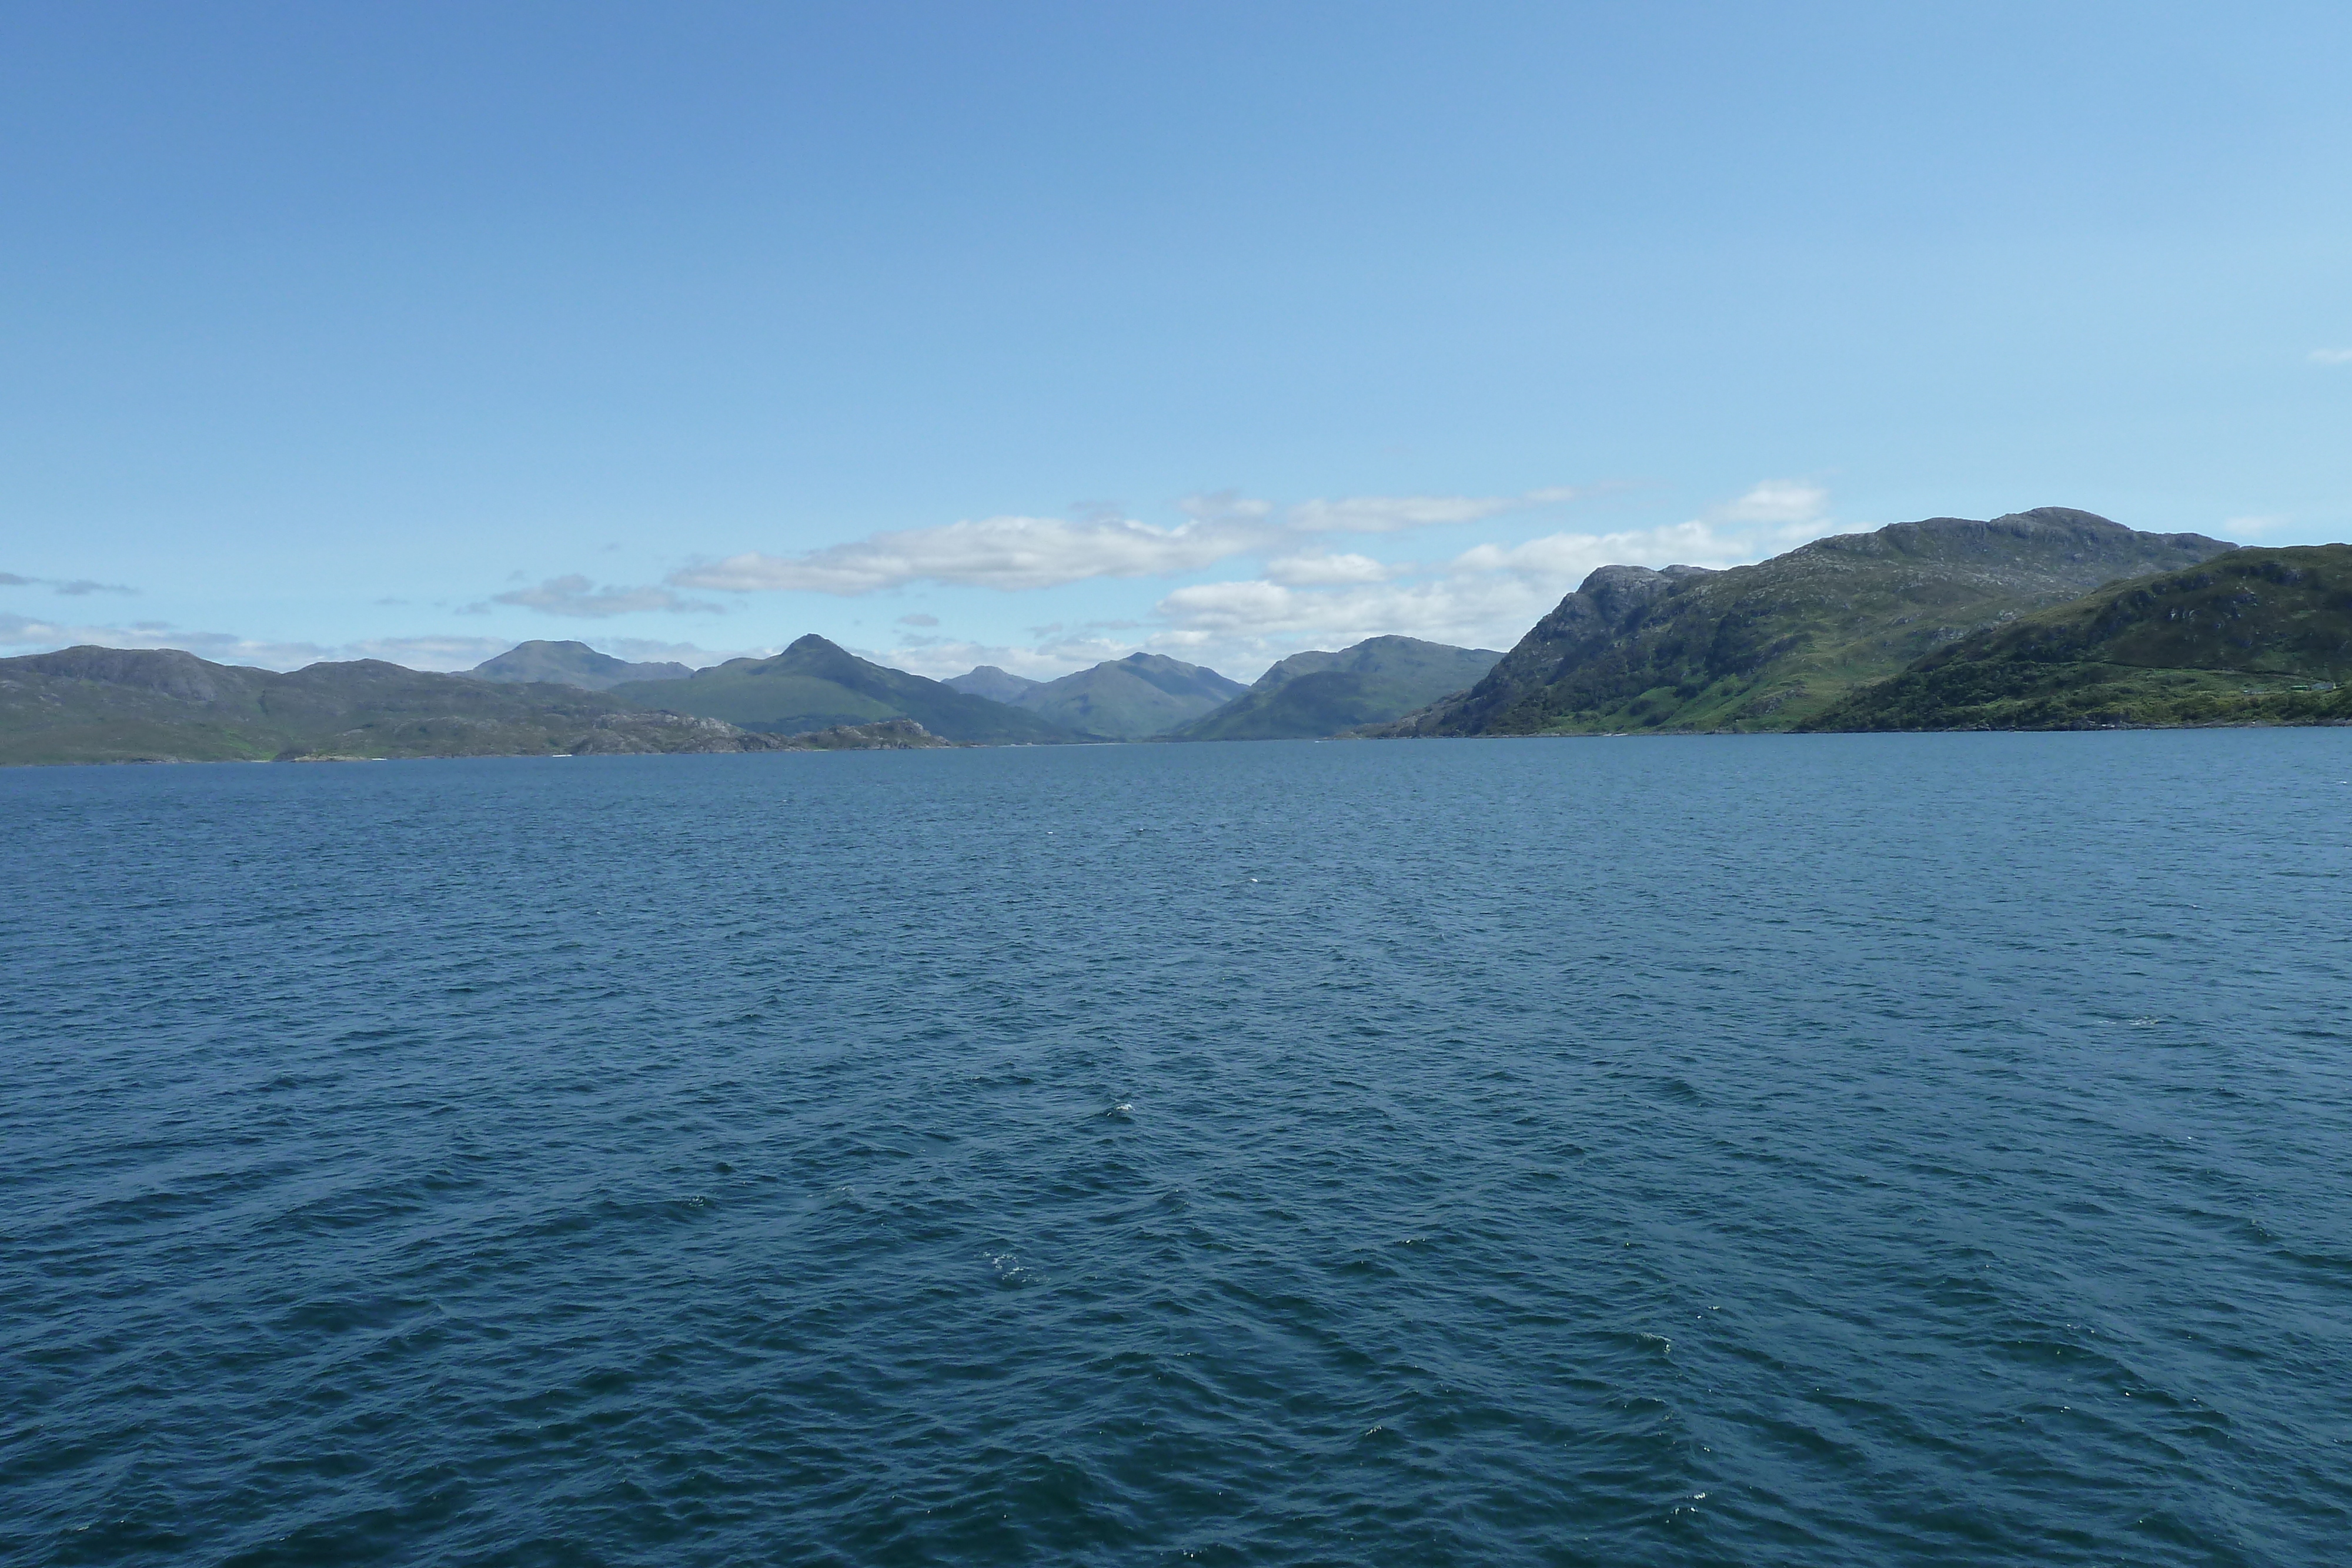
(5, 733, 2350, 1566)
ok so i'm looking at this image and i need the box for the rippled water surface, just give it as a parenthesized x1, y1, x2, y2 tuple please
(6, 733, 2350, 1566)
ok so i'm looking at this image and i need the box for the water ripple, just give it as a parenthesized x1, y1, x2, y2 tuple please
(4, 731, 2349, 1564)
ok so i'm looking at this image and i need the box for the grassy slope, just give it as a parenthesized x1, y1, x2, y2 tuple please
(612, 635, 1081, 743)
(1805, 545, 2352, 730)
(1384, 510, 2236, 736)
(1171, 637, 1502, 740)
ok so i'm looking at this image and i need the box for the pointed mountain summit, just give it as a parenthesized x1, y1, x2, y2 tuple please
(1168, 636, 1503, 740)
(1009, 652, 1245, 739)
(1378, 508, 2237, 735)
(944, 665, 1041, 703)
(468, 639, 693, 691)
(610, 634, 1083, 743)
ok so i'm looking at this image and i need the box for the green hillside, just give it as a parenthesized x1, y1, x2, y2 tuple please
(611, 634, 1082, 743)
(1170, 636, 1502, 740)
(0, 647, 789, 764)
(1806, 545, 2352, 730)
(1013, 652, 1244, 739)
(1378, 509, 2236, 736)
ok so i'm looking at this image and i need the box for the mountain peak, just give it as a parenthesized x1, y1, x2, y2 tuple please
(470, 639, 692, 691)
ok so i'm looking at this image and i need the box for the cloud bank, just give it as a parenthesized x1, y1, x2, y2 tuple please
(666, 487, 1588, 597)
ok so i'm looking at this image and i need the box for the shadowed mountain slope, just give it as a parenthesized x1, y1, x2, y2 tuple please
(1378, 509, 2237, 735)
(1170, 636, 1503, 741)
(1010, 653, 1245, 739)
(468, 640, 693, 690)
(610, 635, 1083, 743)
(944, 666, 1041, 703)
(0, 647, 788, 764)
(1805, 544, 2352, 730)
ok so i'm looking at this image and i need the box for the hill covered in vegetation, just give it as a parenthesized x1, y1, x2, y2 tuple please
(1805, 545, 2352, 730)
(1375, 509, 2236, 736)
(1170, 637, 1501, 740)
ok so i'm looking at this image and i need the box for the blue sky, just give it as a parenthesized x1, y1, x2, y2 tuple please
(4, 1, 2348, 679)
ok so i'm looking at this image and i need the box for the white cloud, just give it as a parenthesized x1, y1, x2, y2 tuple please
(1710, 480, 1829, 524)
(1446, 520, 1735, 580)
(665, 486, 1593, 598)
(1284, 486, 1585, 534)
(669, 513, 1277, 596)
(2222, 514, 2288, 537)
(1262, 551, 1402, 586)
(2310, 349, 2352, 365)
(489, 574, 723, 617)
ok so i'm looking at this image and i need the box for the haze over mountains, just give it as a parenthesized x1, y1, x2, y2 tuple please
(11, 508, 2352, 765)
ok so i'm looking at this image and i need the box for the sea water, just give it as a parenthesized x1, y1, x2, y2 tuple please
(4, 733, 2348, 1566)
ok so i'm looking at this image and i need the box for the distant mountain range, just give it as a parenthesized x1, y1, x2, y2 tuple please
(1378, 509, 2238, 736)
(0, 646, 981, 764)
(1168, 636, 1503, 740)
(0, 647, 793, 764)
(607, 635, 1081, 744)
(11, 510, 2348, 765)
(995, 653, 1245, 740)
